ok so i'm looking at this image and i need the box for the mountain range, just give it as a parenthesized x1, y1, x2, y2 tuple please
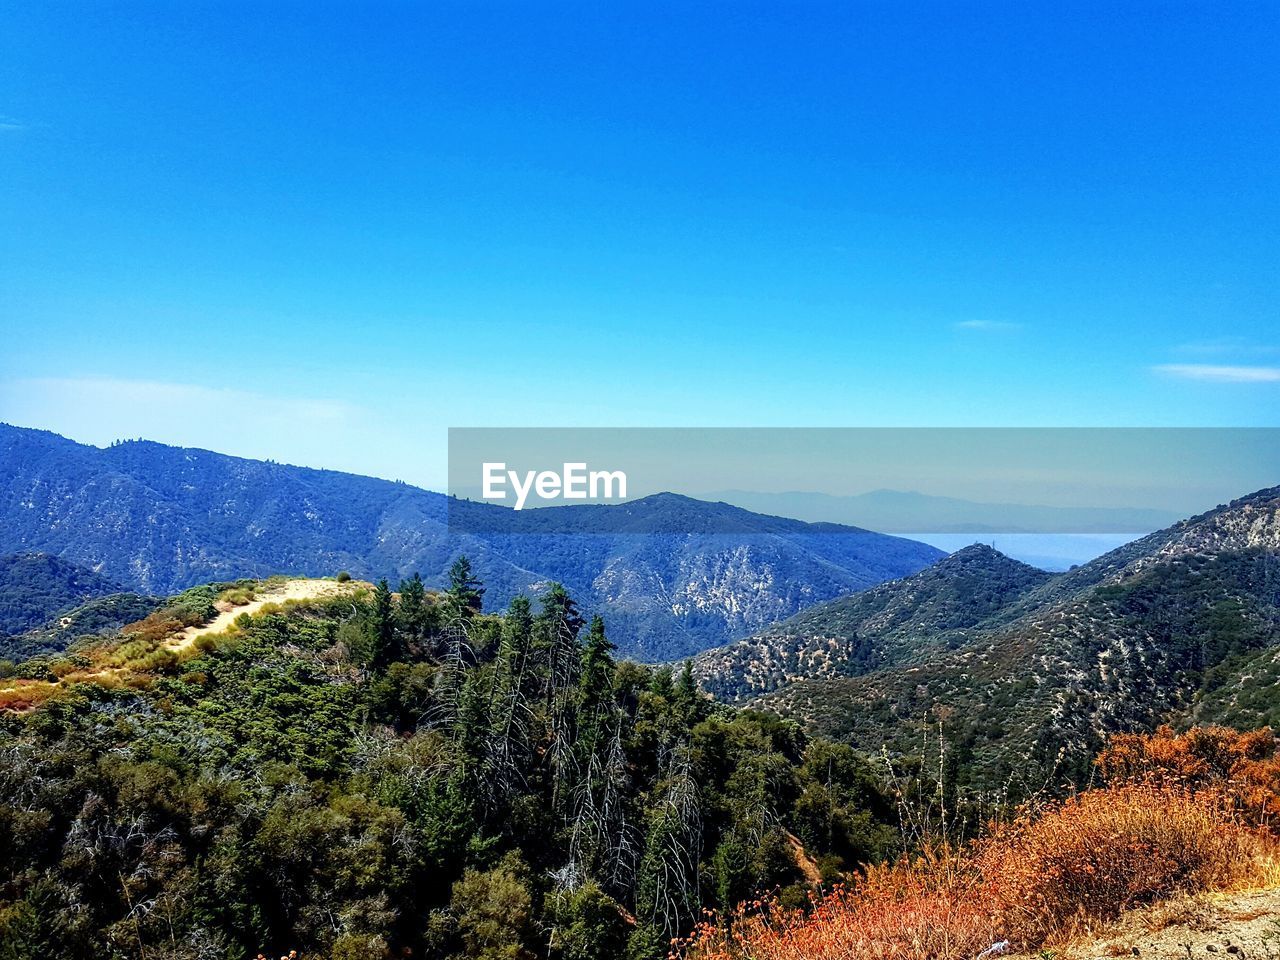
(704, 488, 1183, 534)
(0, 423, 941, 660)
(695, 484, 1280, 785)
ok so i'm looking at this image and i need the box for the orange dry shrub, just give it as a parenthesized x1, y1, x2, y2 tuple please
(680, 775, 1279, 960)
(680, 864, 997, 960)
(0, 681, 58, 712)
(978, 784, 1274, 943)
(1097, 725, 1280, 825)
(118, 610, 191, 647)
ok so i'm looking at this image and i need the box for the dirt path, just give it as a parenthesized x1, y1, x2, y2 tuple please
(1006, 889, 1280, 960)
(0, 578, 365, 711)
(163, 578, 361, 655)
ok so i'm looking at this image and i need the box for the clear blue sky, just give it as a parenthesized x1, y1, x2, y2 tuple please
(1, 2, 1276, 488)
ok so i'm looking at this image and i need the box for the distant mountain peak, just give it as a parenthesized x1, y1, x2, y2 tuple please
(933, 542, 1046, 573)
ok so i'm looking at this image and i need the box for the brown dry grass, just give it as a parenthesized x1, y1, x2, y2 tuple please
(680, 781, 1280, 960)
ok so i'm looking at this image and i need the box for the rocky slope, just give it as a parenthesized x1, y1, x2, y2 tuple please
(699, 486, 1280, 786)
(694, 544, 1052, 701)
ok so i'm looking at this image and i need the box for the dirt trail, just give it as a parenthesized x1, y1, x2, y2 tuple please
(163, 578, 361, 655)
(0, 578, 365, 711)
(1005, 889, 1280, 960)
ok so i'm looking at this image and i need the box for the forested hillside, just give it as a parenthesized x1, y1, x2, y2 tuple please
(0, 552, 124, 637)
(0, 563, 899, 960)
(727, 486, 1280, 788)
(694, 544, 1052, 701)
(0, 424, 941, 659)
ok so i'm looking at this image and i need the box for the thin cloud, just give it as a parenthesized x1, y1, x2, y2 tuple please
(11, 377, 361, 422)
(1154, 364, 1280, 383)
(1173, 338, 1279, 357)
(0, 117, 26, 132)
(953, 320, 1022, 332)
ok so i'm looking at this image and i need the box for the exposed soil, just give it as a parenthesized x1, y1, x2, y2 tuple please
(162, 577, 361, 655)
(1005, 889, 1280, 960)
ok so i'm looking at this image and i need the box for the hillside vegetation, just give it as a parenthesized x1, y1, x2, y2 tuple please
(696, 486, 1280, 790)
(680, 726, 1280, 960)
(695, 544, 1052, 702)
(0, 562, 904, 960)
(0, 552, 125, 638)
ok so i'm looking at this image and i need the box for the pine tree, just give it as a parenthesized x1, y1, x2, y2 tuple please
(489, 595, 536, 801)
(456, 668, 491, 777)
(648, 666, 675, 700)
(431, 560, 482, 728)
(674, 660, 707, 725)
(537, 583, 585, 815)
(576, 615, 616, 766)
(397, 571, 429, 652)
(445, 556, 484, 620)
(635, 756, 702, 941)
(371, 578, 398, 670)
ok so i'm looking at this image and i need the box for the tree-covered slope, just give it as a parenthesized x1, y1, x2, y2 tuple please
(0, 552, 125, 637)
(0, 424, 941, 659)
(0, 592, 163, 663)
(0, 570, 898, 960)
(748, 486, 1280, 788)
(694, 544, 1052, 701)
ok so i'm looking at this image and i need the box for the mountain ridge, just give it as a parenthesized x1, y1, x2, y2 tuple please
(0, 552, 126, 636)
(694, 542, 1054, 701)
(696, 485, 1280, 784)
(0, 423, 942, 660)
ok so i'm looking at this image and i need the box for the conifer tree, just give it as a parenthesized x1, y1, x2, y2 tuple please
(397, 571, 429, 651)
(489, 595, 536, 800)
(674, 659, 706, 724)
(537, 583, 585, 814)
(445, 556, 484, 621)
(635, 755, 702, 941)
(576, 615, 616, 767)
(371, 578, 398, 669)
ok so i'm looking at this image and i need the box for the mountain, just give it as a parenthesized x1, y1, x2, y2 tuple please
(703, 488, 1184, 534)
(0, 552, 125, 637)
(0, 424, 942, 660)
(0, 566, 903, 960)
(0, 591, 161, 663)
(694, 544, 1053, 701)
(697, 485, 1280, 786)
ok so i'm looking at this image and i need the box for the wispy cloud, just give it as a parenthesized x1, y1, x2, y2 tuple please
(8, 377, 362, 423)
(953, 320, 1022, 332)
(1173, 337, 1279, 357)
(0, 115, 27, 132)
(1154, 364, 1280, 383)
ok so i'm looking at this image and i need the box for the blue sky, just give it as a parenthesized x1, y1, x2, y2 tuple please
(1, 2, 1277, 489)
